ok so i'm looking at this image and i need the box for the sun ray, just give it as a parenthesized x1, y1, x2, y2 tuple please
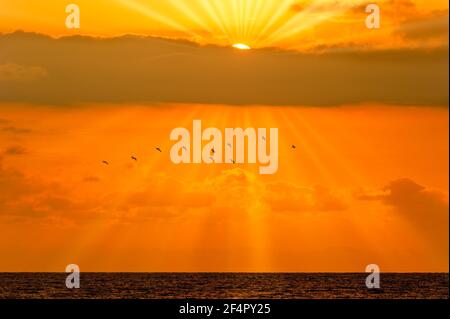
(237, 0, 244, 41)
(242, 0, 253, 42)
(251, 0, 296, 46)
(290, 111, 365, 186)
(110, 0, 364, 49)
(114, 0, 202, 39)
(245, 0, 266, 45)
(261, 0, 366, 47)
(212, 0, 237, 43)
(231, 0, 241, 41)
(198, 0, 232, 42)
(245, 0, 280, 46)
(257, 1, 318, 47)
(277, 109, 336, 185)
(167, 0, 214, 35)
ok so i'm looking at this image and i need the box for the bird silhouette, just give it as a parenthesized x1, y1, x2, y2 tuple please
(182, 146, 188, 152)
(131, 156, 137, 161)
(227, 143, 232, 148)
(291, 145, 296, 149)
(231, 159, 236, 164)
(210, 148, 215, 155)
(156, 147, 162, 153)
(102, 160, 109, 165)
(262, 136, 266, 141)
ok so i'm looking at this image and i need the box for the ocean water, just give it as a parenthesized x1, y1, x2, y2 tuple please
(0, 273, 448, 299)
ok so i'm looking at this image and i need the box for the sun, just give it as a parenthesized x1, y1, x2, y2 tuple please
(114, 0, 369, 50)
(232, 43, 251, 50)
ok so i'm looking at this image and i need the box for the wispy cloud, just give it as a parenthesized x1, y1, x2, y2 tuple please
(0, 63, 47, 81)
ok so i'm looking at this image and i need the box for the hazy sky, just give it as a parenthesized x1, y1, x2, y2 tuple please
(0, 105, 448, 271)
(0, 0, 448, 272)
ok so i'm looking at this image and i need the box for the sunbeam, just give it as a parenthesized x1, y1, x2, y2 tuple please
(113, 0, 201, 39)
(167, 0, 214, 35)
(112, 0, 369, 49)
(260, 0, 366, 47)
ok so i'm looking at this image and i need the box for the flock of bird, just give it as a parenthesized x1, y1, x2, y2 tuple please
(101, 144, 296, 165)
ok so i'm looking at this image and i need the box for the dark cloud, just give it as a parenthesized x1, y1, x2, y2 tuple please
(356, 178, 448, 216)
(357, 178, 448, 261)
(3, 145, 27, 156)
(395, 12, 449, 41)
(0, 63, 47, 81)
(83, 175, 101, 183)
(0, 160, 111, 223)
(1, 126, 32, 134)
(0, 160, 38, 203)
(0, 31, 447, 106)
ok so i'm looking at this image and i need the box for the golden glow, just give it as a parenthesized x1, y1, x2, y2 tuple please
(232, 43, 251, 50)
(0, 0, 447, 50)
(0, 104, 448, 272)
(0, 0, 448, 273)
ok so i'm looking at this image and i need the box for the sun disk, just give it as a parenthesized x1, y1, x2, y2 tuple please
(232, 43, 251, 50)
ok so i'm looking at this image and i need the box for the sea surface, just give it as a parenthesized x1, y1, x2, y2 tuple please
(0, 273, 448, 299)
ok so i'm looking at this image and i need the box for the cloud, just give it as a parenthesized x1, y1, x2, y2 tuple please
(0, 162, 349, 224)
(264, 181, 347, 212)
(357, 178, 448, 258)
(291, 0, 449, 52)
(124, 173, 213, 211)
(356, 178, 448, 215)
(0, 159, 41, 205)
(3, 145, 27, 156)
(347, 0, 429, 22)
(0, 63, 47, 81)
(128, 168, 348, 217)
(395, 12, 449, 42)
(0, 126, 32, 134)
(0, 31, 447, 106)
(83, 175, 101, 183)
(290, 2, 308, 13)
(0, 159, 111, 223)
(291, 0, 352, 13)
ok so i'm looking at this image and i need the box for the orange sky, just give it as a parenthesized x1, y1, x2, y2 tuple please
(0, 0, 448, 272)
(0, 104, 447, 272)
(0, 0, 448, 50)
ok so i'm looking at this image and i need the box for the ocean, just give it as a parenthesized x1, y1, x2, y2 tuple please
(0, 273, 448, 299)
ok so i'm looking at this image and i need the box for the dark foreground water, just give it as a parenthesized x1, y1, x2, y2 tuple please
(0, 273, 448, 299)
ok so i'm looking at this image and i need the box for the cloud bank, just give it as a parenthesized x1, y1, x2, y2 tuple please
(0, 31, 448, 106)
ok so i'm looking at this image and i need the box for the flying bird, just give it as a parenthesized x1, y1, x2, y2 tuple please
(262, 136, 266, 141)
(291, 145, 296, 149)
(227, 143, 232, 148)
(182, 146, 188, 152)
(231, 159, 236, 164)
(102, 160, 109, 165)
(156, 147, 162, 153)
(210, 148, 215, 155)
(131, 156, 137, 161)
